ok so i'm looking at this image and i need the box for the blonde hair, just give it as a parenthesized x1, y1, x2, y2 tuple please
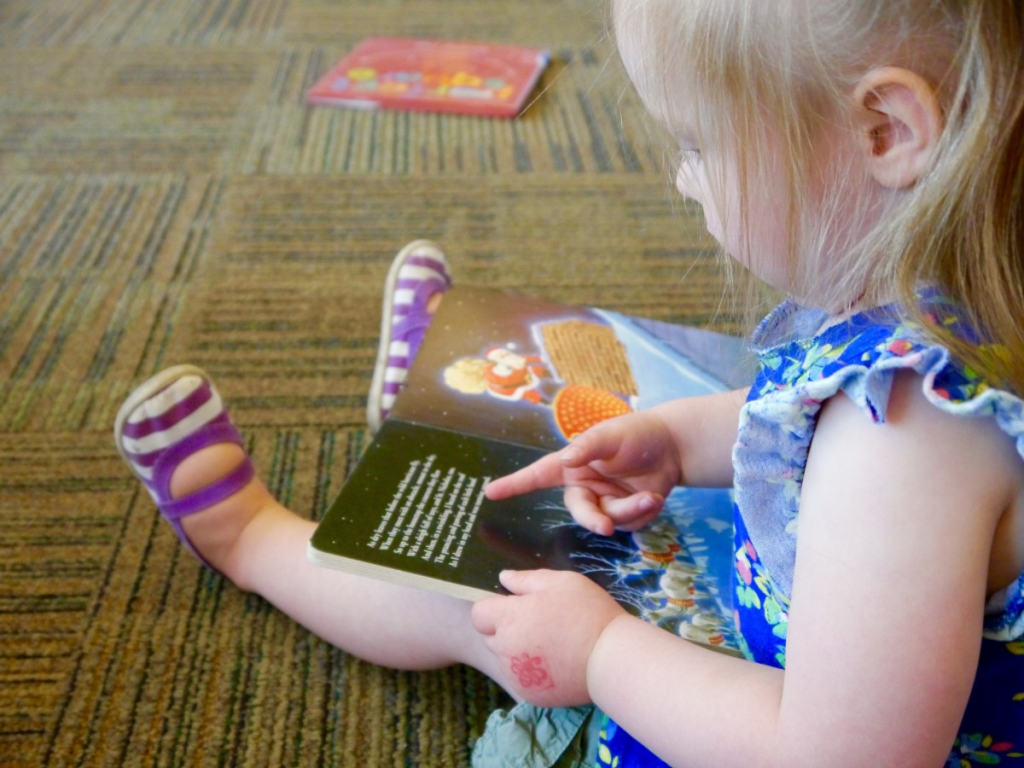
(615, 0, 1024, 392)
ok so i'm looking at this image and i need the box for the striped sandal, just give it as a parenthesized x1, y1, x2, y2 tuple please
(114, 365, 254, 571)
(366, 239, 452, 434)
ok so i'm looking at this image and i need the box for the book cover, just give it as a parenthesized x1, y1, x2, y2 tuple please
(309, 287, 755, 653)
(306, 37, 551, 118)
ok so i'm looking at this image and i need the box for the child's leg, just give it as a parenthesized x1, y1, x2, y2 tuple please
(366, 240, 451, 433)
(182, 468, 494, 671)
(116, 367, 509, 680)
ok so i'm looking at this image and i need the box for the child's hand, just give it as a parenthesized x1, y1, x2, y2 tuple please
(471, 569, 627, 707)
(485, 411, 682, 535)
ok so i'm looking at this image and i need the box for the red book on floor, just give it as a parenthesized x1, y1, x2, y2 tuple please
(306, 37, 551, 118)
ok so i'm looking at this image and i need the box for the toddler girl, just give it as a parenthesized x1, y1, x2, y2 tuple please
(114, 1, 1024, 765)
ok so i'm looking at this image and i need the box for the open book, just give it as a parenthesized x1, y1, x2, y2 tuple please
(309, 286, 754, 654)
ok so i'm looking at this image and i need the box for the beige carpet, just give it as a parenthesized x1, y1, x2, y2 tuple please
(0, 1, 737, 765)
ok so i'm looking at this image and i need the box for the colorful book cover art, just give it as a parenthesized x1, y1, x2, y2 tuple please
(306, 37, 551, 118)
(390, 286, 752, 451)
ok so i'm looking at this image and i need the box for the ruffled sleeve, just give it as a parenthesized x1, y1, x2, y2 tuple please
(732, 301, 1024, 641)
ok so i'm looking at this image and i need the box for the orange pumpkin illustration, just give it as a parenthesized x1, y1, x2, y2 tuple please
(552, 384, 632, 441)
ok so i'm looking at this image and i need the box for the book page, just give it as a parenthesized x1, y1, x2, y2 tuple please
(310, 419, 623, 595)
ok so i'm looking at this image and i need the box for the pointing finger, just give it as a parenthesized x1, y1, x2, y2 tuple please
(485, 452, 568, 500)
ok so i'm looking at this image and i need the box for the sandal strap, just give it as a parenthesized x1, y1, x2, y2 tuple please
(393, 277, 447, 321)
(391, 277, 446, 343)
(163, 457, 255, 521)
(151, 421, 255, 520)
(391, 309, 435, 340)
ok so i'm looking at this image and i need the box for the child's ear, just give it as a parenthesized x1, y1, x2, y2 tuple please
(853, 67, 944, 189)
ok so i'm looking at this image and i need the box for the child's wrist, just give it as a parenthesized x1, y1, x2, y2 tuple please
(585, 613, 636, 701)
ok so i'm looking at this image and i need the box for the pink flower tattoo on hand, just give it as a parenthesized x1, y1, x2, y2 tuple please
(509, 653, 555, 690)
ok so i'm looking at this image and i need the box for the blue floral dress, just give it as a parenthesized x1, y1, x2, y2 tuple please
(600, 295, 1024, 767)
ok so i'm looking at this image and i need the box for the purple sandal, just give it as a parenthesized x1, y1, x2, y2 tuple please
(114, 365, 254, 570)
(367, 240, 452, 434)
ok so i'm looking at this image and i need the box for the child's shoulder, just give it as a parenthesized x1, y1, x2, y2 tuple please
(811, 362, 1024, 630)
(808, 291, 1024, 637)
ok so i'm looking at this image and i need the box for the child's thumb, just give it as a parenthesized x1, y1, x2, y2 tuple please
(498, 569, 548, 595)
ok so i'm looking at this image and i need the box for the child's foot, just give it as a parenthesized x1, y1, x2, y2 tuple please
(114, 365, 260, 574)
(367, 240, 452, 434)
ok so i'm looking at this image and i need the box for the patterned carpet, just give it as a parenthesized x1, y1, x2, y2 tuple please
(0, 1, 737, 765)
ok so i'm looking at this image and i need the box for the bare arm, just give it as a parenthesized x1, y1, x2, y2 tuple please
(647, 386, 749, 488)
(585, 372, 1015, 765)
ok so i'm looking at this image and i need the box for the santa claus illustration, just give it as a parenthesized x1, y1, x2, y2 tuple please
(481, 347, 550, 403)
(444, 345, 551, 404)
